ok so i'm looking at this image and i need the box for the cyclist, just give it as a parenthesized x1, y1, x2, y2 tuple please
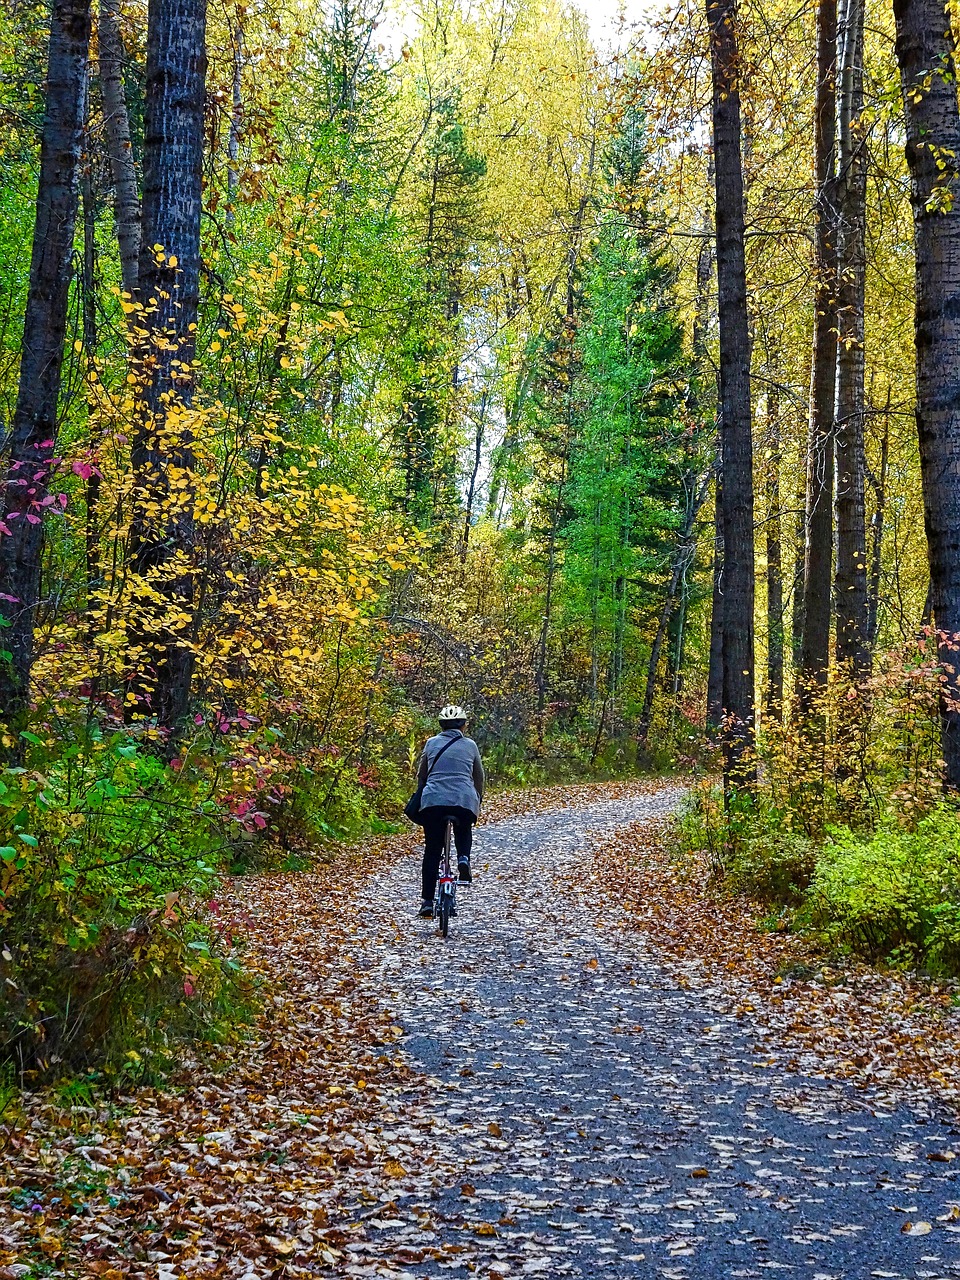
(416, 704, 485, 917)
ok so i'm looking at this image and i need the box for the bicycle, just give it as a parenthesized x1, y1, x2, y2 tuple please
(433, 816, 460, 938)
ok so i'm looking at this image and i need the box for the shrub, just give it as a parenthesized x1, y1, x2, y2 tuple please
(0, 725, 249, 1078)
(809, 807, 960, 972)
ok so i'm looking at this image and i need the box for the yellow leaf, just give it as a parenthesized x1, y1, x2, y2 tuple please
(383, 1157, 406, 1178)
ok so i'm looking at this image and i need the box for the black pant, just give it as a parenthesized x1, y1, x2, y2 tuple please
(420, 806, 474, 899)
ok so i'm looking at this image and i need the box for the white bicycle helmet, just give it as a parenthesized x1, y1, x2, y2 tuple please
(439, 703, 467, 721)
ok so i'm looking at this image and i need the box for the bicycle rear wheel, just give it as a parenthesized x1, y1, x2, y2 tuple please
(438, 891, 451, 938)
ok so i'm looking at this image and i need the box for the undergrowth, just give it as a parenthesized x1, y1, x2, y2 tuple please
(676, 639, 960, 976)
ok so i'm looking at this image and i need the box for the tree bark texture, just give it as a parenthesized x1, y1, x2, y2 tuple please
(834, 0, 869, 676)
(893, 0, 960, 787)
(81, 116, 104, 636)
(799, 0, 838, 704)
(98, 0, 140, 297)
(765, 380, 784, 717)
(707, 473, 724, 731)
(866, 401, 889, 646)
(126, 0, 207, 730)
(706, 0, 756, 782)
(0, 0, 91, 721)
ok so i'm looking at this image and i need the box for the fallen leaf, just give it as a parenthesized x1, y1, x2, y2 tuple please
(383, 1157, 407, 1178)
(265, 1235, 296, 1255)
(488, 1121, 502, 1137)
(901, 1220, 932, 1236)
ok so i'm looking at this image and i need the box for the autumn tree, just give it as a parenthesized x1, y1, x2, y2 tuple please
(892, 0, 960, 787)
(0, 0, 91, 724)
(798, 0, 838, 705)
(125, 0, 207, 728)
(705, 0, 755, 782)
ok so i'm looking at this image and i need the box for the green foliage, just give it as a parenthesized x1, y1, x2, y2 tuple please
(810, 809, 960, 972)
(0, 727, 252, 1077)
(676, 647, 960, 972)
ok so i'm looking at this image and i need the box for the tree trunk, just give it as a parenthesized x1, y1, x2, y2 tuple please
(833, 0, 869, 677)
(461, 391, 487, 558)
(126, 0, 207, 730)
(799, 0, 838, 705)
(866, 398, 889, 647)
(707, 472, 724, 731)
(706, 0, 756, 784)
(80, 111, 103, 636)
(892, 0, 960, 788)
(98, 0, 140, 296)
(765, 379, 784, 717)
(226, 19, 243, 224)
(0, 0, 91, 722)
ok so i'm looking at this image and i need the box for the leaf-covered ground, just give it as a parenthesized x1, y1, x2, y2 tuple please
(2, 779, 959, 1278)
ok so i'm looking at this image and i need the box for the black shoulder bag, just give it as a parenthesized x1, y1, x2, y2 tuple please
(404, 733, 462, 825)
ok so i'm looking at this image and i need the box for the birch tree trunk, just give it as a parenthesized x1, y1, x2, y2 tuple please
(0, 0, 91, 722)
(126, 0, 207, 730)
(833, 0, 869, 677)
(98, 0, 140, 296)
(706, 0, 756, 784)
(799, 0, 838, 705)
(892, 0, 960, 788)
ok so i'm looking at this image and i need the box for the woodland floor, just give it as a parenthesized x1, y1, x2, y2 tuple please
(2, 779, 960, 1280)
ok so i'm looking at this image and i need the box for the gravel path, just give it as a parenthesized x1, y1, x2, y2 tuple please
(351, 784, 960, 1280)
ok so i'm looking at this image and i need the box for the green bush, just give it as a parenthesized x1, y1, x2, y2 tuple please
(726, 828, 817, 904)
(0, 725, 249, 1078)
(674, 782, 815, 898)
(810, 807, 960, 971)
(674, 784, 960, 973)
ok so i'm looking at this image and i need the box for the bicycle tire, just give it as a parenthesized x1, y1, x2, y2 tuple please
(439, 893, 451, 938)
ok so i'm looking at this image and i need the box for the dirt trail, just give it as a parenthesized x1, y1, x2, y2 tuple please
(346, 783, 960, 1279)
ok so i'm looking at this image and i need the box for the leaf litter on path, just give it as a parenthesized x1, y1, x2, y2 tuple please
(2, 777, 960, 1279)
(584, 814, 960, 1112)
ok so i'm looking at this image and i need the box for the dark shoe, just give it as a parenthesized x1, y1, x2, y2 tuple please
(457, 859, 472, 884)
(418, 899, 434, 918)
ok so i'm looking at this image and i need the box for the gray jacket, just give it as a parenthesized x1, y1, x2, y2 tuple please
(416, 730, 485, 817)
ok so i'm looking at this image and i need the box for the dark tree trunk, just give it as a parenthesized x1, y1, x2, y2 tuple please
(80, 112, 103, 635)
(893, 0, 960, 788)
(866, 398, 889, 647)
(791, 468, 805, 665)
(707, 472, 724, 732)
(799, 0, 838, 705)
(706, 0, 756, 783)
(0, 0, 91, 721)
(765, 379, 784, 717)
(834, 0, 869, 677)
(98, 0, 140, 296)
(126, 0, 207, 729)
